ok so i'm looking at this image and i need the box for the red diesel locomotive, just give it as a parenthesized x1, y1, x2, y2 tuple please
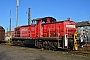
(12, 17, 77, 50)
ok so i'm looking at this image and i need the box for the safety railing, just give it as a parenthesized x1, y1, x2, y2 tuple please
(42, 28, 60, 38)
(14, 28, 74, 38)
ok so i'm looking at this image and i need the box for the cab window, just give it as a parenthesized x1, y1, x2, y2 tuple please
(42, 18, 47, 23)
(50, 19, 54, 23)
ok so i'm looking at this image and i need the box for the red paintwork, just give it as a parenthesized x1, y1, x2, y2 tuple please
(20, 26, 29, 37)
(14, 17, 76, 39)
(14, 26, 21, 37)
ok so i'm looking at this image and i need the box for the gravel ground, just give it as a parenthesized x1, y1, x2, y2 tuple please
(0, 45, 89, 60)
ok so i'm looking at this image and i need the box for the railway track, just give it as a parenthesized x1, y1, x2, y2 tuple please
(78, 43, 90, 51)
(0, 43, 12, 46)
(0, 42, 90, 51)
(0, 43, 90, 57)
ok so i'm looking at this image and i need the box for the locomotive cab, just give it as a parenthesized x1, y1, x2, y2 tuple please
(32, 17, 56, 24)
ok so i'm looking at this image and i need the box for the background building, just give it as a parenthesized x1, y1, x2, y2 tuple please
(76, 21, 90, 42)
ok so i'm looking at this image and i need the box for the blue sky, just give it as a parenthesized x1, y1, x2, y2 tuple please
(0, 0, 90, 31)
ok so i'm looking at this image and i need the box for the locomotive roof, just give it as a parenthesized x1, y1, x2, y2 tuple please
(32, 17, 56, 21)
(56, 18, 74, 23)
(42, 20, 74, 25)
(57, 20, 74, 22)
(16, 24, 36, 28)
(21, 25, 31, 27)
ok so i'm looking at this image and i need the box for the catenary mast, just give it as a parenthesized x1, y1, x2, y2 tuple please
(16, 0, 19, 27)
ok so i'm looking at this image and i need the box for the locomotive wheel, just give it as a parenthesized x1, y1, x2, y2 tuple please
(21, 41, 25, 47)
(15, 40, 17, 46)
(38, 41, 42, 49)
(53, 42, 57, 51)
(40, 42, 42, 49)
(43, 41, 50, 50)
(46, 44, 49, 50)
(12, 40, 15, 46)
(45, 42, 48, 50)
(49, 42, 53, 50)
(68, 40, 74, 50)
(47, 43, 50, 50)
(13, 40, 16, 46)
(37, 42, 40, 48)
(50, 42, 57, 51)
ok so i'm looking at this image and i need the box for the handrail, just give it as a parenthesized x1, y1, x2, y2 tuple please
(14, 28, 74, 38)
